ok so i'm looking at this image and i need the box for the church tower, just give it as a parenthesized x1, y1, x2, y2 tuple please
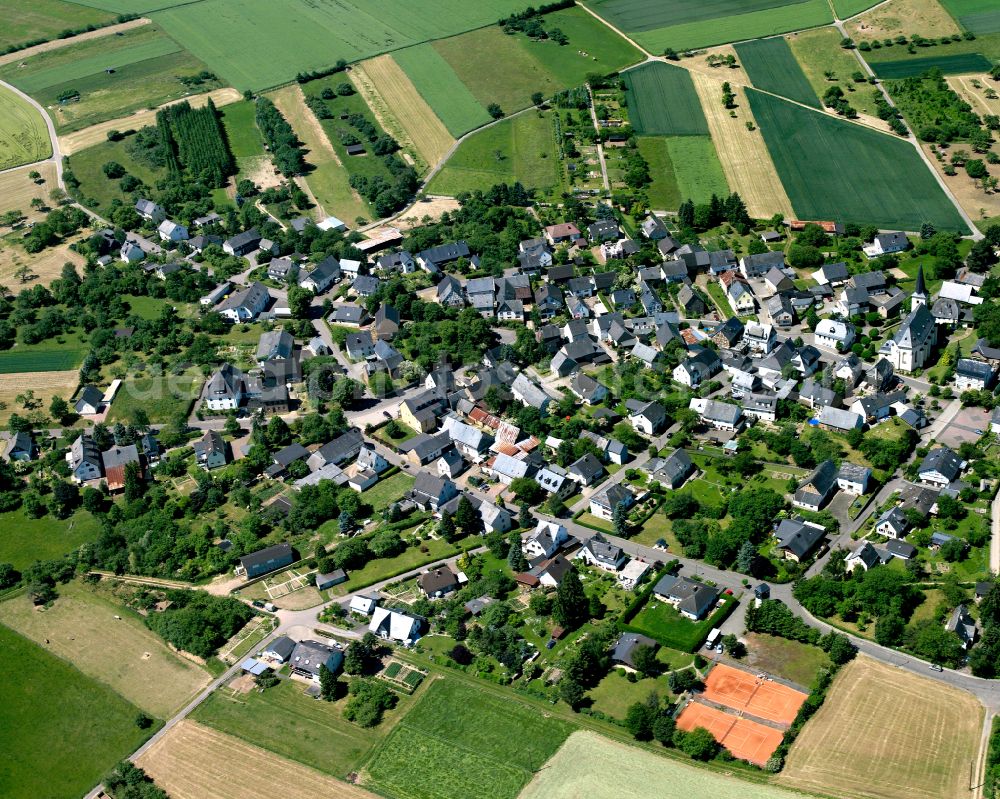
(911, 264, 927, 311)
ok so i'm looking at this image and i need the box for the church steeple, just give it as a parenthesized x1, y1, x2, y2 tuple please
(911, 264, 927, 311)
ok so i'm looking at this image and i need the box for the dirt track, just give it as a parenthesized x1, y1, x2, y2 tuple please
(0, 18, 150, 68)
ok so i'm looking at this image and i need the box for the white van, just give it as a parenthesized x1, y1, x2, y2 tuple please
(705, 628, 722, 649)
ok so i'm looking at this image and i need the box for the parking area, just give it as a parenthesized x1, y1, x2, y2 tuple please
(936, 406, 990, 449)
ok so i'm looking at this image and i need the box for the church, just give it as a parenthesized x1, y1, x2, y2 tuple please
(879, 266, 936, 373)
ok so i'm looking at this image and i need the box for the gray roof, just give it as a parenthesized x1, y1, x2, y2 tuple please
(613, 632, 657, 668)
(892, 305, 935, 349)
(919, 447, 962, 480)
(240, 542, 292, 571)
(652, 574, 719, 618)
(646, 449, 693, 485)
(775, 517, 825, 559)
(795, 460, 838, 505)
(569, 453, 604, 482)
(699, 399, 741, 425)
(256, 329, 294, 361)
(101, 444, 139, 470)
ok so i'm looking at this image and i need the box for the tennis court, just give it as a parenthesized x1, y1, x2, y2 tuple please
(676, 702, 784, 766)
(703, 663, 807, 725)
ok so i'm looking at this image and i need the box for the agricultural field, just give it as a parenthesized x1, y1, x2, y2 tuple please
(138, 719, 381, 799)
(584, 0, 834, 53)
(0, 0, 114, 52)
(427, 110, 564, 199)
(193, 676, 417, 777)
(353, 55, 454, 169)
(786, 28, 881, 118)
(107, 371, 201, 424)
(663, 136, 730, 204)
(940, 0, 1000, 33)
(846, 0, 962, 40)
(832, 0, 883, 15)
(779, 656, 983, 799)
(0, 335, 88, 372)
(689, 72, 794, 218)
(636, 137, 681, 209)
(0, 508, 100, 569)
(0, 24, 222, 133)
(748, 89, 968, 231)
(393, 44, 493, 137)
(0, 83, 51, 170)
(521, 730, 807, 799)
(0, 368, 79, 425)
(871, 52, 992, 78)
(0, 236, 85, 289)
(0, 580, 211, 717)
(1, 623, 153, 799)
(364, 678, 571, 799)
(622, 63, 708, 136)
(734, 37, 820, 108)
(0, 161, 56, 222)
(150, 0, 530, 92)
(65, 0, 188, 11)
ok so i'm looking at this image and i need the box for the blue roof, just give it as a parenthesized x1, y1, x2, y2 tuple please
(241, 658, 269, 676)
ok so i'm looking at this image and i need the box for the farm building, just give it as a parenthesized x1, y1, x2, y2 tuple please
(236, 543, 294, 579)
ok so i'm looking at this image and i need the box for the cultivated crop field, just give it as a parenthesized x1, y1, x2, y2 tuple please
(0, 235, 84, 289)
(151, 0, 529, 92)
(585, 0, 833, 52)
(0, 0, 114, 52)
(735, 37, 820, 108)
(663, 136, 730, 204)
(428, 111, 564, 198)
(1, 623, 152, 799)
(623, 63, 708, 136)
(0, 340, 87, 373)
(139, 719, 380, 799)
(0, 24, 222, 133)
(0, 163, 56, 224)
(748, 89, 967, 231)
(520, 730, 807, 799)
(364, 678, 571, 799)
(394, 44, 493, 137)
(871, 52, 993, 78)
(0, 367, 78, 425)
(779, 656, 982, 799)
(0, 83, 51, 170)
(941, 0, 1000, 33)
(0, 580, 211, 717)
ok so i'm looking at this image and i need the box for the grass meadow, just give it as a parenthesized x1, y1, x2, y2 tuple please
(0, 623, 154, 799)
(365, 679, 571, 799)
(622, 63, 708, 135)
(427, 110, 564, 198)
(665, 136, 729, 203)
(0, 0, 114, 52)
(220, 99, 263, 158)
(636, 137, 681, 209)
(0, 508, 101, 569)
(66, 134, 165, 211)
(628, 594, 737, 651)
(0, 24, 221, 133)
(585, 0, 833, 52)
(787, 27, 881, 117)
(0, 336, 88, 372)
(861, 32, 1000, 70)
(735, 37, 820, 108)
(748, 89, 968, 231)
(0, 84, 51, 171)
(108, 372, 201, 424)
(394, 44, 491, 137)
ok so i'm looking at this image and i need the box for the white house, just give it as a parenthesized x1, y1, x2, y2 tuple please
(863, 231, 909, 258)
(814, 319, 855, 351)
(523, 520, 568, 559)
(369, 607, 421, 643)
(349, 595, 378, 615)
(575, 533, 627, 571)
(120, 241, 144, 263)
(157, 219, 189, 243)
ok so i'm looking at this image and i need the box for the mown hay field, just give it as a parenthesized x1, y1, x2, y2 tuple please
(748, 88, 967, 231)
(734, 37, 820, 108)
(0, 580, 211, 718)
(520, 730, 808, 799)
(0, 84, 51, 170)
(364, 678, 571, 799)
(623, 62, 708, 136)
(584, 0, 833, 52)
(0, 0, 114, 52)
(1, 623, 153, 799)
(139, 720, 382, 799)
(779, 656, 982, 799)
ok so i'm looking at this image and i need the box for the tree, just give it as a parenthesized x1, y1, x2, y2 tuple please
(487, 103, 504, 119)
(625, 697, 657, 740)
(652, 713, 676, 745)
(518, 502, 533, 528)
(612, 501, 629, 537)
(678, 726, 718, 760)
(319, 663, 339, 700)
(49, 395, 69, 422)
(344, 633, 377, 675)
(123, 461, 144, 503)
(0, 562, 20, 589)
(531, 91, 544, 107)
(721, 634, 746, 658)
(559, 675, 585, 708)
(455, 495, 482, 535)
(438, 512, 458, 542)
(344, 677, 397, 727)
(507, 542, 528, 572)
(736, 539, 757, 575)
(552, 567, 588, 629)
(632, 644, 659, 677)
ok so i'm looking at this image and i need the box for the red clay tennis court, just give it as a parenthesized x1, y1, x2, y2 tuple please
(702, 663, 807, 725)
(676, 702, 784, 766)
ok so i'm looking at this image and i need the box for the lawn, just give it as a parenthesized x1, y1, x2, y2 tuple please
(787, 27, 881, 117)
(0, 82, 52, 171)
(628, 594, 737, 652)
(66, 133, 165, 211)
(636, 137, 681, 209)
(108, 372, 201, 424)
(428, 110, 564, 198)
(0, 0, 114, 51)
(585, 0, 833, 53)
(374, 421, 419, 446)
(735, 37, 820, 108)
(364, 678, 571, 799)
(0, 623, 154, 799)
(327, 536, 459, 595)
(748, 89, 968, 232)
(665, 136, 729, 204)
(522, 730, 808, 799)
(872, 52, 993, 78)
(940, 0, 1000, 34)
(361, 471, 415, 510)
(0, 24, 222, 133)
(743, 632, 831, 688)
(393, 44, 491, 137)
(622, 62, 708, 136)
(0, 337, 87, 372)
(779, 656, 983, 799)
(587, 668, 676, 719)
(0, 508, 101, 569)
(152, 0, 530, 92)
(0, 580, 211, 717)
(192, 676, 416, 777)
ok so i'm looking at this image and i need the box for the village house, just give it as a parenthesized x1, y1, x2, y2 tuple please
(793, 460, 838, 511)
(652, 574, 720, 620)
(289, 640, 343, 684)
(523, 520, 569, 559)
(775, 517, 826, 562)
(588, 484, 634, 522)
(236, 542, 294, 579)
(576, 533, 628, 571)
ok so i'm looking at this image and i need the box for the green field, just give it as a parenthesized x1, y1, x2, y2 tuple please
(66, 134, 164, 210)
(360, 471, 416, 510)
(735, 37, 820, 108)
(0, 0, 114, 52)
(861, 33, 1000, 69)
(787, 27, 881, 117)
(940, 0, 1000, 34)
(0, 83, 51, 171)
(636, 136, 681, 209)
(585, 0, 833, 52)
(665, 136, 729, 204)
(628, 595, 736, 651)
(0, 624, 154, 799)
(193, 677, 414, 777)
(0, 508, 101, 569)
(220, 99, 264, 158)
(0, 340, 87, 373)
(748, 89, 968, 232)
(393, 44, 491, 137)
(108, 373, 200, 424)
(870, 52, 993, 78)
(0, 24, 222, 133)
(365, 679, 571, 799)
(63, 0, 188, 11)
(622, 63, 707, 136)
(428, 110, 564, 197)
(151, 0, 530, 92)
(831, 0, 882, 16)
